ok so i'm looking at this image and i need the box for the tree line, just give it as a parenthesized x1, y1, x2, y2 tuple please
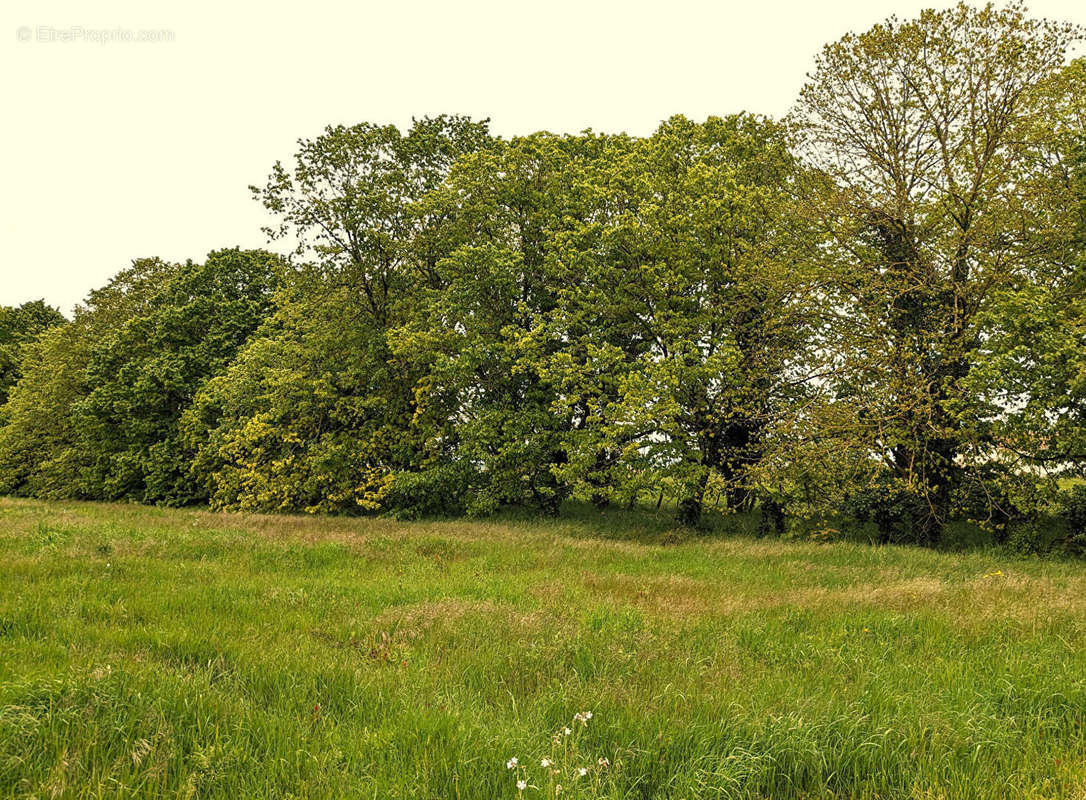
(2, 3, 1085, 547)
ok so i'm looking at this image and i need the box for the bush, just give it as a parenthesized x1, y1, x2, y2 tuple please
(757, 496, 786, 537)
(1057, 484, 1086, 556)
(950, 465, 1027, 544)
(843, 481, 932, 545)
(382, 463, 479, 520)
(1004, 520, 1048, 556)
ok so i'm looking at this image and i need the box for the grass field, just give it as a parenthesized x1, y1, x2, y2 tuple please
(1, 498, 1084, 799)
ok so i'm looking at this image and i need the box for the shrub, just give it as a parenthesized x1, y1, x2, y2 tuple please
(950, 465, 1027, 544)
(757, 496, 786, 537)
(843, 481, 932, 545)
(1057, 484, 1086, 556)
(382, 463, 479, 520)
(1004, 520, 1048, 555)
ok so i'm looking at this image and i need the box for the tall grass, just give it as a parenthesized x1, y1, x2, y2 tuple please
(1, 498, 1084, 798)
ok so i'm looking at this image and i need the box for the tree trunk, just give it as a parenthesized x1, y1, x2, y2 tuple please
(677, 471, 709, 527)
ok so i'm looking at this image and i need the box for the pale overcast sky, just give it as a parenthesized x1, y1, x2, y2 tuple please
(3, 0, 1085, 313)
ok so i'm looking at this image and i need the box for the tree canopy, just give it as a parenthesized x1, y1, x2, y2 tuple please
(0, 299, 65, 405)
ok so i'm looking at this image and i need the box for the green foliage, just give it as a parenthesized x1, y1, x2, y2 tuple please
(1004, 519, 1050, 556)
(0, 253, 281, 505)
(788, 3, 1083, 543)
(1058, 483, 1086, 554)
(966, 61, 1086, 482)
(0, 321, 91, 497)
(0, 258, 176, 498)
(187, 116, 493, 515)
(382, 462, 479, 519)
(73, 249, 284, 505)
(182, 284, 416, 513)
(539, 115, 815, 525)
(393, 133, 603, 516)
(843, 479, 932, 545)
(946, 464, 1060, 545)
(0, 299, 65, 405)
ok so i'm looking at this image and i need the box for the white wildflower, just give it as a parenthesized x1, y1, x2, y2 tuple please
(517, 779, 527, 791)
(541, 758, 552, 768)
(577, 767, 588, 777)
(563, 727, 571, 735)
(506, 757, 518, 769)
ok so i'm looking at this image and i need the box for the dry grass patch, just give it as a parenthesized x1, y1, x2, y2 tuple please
(374, 597, 550, 641)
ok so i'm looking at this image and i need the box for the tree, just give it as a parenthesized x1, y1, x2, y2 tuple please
(187, 116, 492, 513)
(966, 58, 1086, 479)
(540, 115, 813, 526)
(181, 280, 417, 513)
(0, 299, 65, 405)
(0, 321, 89, 497)
(0, 258, 176, 497)
(73, 249, 284, 504)
(253, 115, 491, 321)
(791, 3, 1081, 543)
(391, 132, 611, 515)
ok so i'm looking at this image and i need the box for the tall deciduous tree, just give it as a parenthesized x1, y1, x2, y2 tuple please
(967, 57, 1086, 477)
(188, 116, 492, 513)
(791, 2, 1081, 542)
(391, 133, 610, 515)
(0, 258, 176, 497)
(74, 249, 284, 504)
(542, 115, 813, 525)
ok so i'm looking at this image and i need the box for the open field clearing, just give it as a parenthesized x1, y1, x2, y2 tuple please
(1, 497, 1084, 799)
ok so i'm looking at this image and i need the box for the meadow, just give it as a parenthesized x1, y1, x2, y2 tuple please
(1, 497, 1084, 799)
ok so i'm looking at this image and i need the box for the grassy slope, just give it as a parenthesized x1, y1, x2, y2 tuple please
(0, 498, 1084, 799)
